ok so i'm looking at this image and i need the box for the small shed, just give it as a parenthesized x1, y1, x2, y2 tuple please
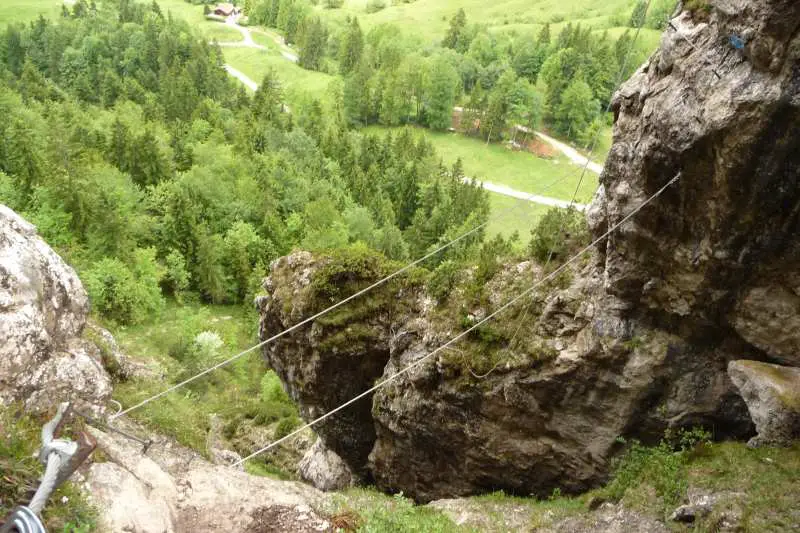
(213, 3, 239, 17)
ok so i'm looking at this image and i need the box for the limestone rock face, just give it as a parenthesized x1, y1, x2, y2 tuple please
(85, 426, 332, 533)
(0, 205, 111, 412)
(298, 438, 355, 492)
(259, 0, 799, 502)
(728, 360, 800, 447)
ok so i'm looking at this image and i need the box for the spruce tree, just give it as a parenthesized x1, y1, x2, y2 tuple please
(299, 16, 326, 71)
(442, 9, 467, 51)
(339, 17, 364, 75)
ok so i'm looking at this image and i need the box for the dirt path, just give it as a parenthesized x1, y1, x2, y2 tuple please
(224, 64, 258, 91)
(534, 132, 604, 175)
(215, 17, 299, 62)
(462, 178, 588, 211)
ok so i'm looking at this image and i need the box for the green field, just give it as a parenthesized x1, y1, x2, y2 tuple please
(364, 125, 600, 202)
(205, 23, 244, 43)
(487, 194, 550, 242)
(0, 0, 62, 25)
(222, 46, 334, 102)
(313, 0, 644, 42)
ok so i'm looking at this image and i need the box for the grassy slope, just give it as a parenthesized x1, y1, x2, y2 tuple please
(0, 0, 62, 25)
(315, 0, 640, 41)
(109, 301, 301, 475)
(222, 46, 334, 101)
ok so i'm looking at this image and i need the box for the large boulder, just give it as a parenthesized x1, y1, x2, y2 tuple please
(0, 205, 111, 412)
(728, 360, 800, 447)
(298, 438, 355, 492)
(84, 426, 333, 533)
(259, 0, 799, 502)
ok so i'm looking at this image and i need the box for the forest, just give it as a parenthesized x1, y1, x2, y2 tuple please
(242, 0, 671, 144)
(0, 0, 493, 325)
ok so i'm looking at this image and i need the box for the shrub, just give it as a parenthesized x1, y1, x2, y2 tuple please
(528, 207, 588, 264)
(273, 416, 300, 439)
(163, 249, 190, 300)
(261, 371, 290, 403)
(601, 428, 712, 510)
(366, 0, 387, 13)
(427, 260, 461, 303)
(325, 0, 344, 7)
(84, 248, 165, 324)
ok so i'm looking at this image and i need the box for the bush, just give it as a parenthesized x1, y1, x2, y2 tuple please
(273, 416, 300, 439)
(428, 260, 461, 303)
(261, 371, 290, 403)
(365, 0, 387, 13)
(164, 249, 190, 299)
(528, 207, 588, 263)
(84, 248, 165, 324)
(325, 0, 344, 7)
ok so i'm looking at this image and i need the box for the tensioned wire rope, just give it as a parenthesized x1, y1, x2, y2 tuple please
(233, 173, 681, 467)
(111, 11, 656, 422)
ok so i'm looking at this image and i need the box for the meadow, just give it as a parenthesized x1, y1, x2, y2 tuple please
(312, 0, 655, 42)
(0, 0, 62, 25)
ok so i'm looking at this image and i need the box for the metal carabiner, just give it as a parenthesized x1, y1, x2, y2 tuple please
(0, 507, 46, 533)
(1, 403, 97, 533)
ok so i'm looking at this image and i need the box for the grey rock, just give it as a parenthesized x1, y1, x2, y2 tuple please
(298, 438, 355, 492)
(732, 284, 800, 367)
(670, 489, 745, 531)
(728, 360, 800, 447)
(85, 426, 332, 533)
(0, 204, 111, 412)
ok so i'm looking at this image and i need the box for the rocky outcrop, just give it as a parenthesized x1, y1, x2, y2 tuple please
(298, 438, 355, 492)
(84, 425, 333, 533)
(0, 205, 111, 413)
(259, 0, 799, 502)
(728, 360, 800, 447)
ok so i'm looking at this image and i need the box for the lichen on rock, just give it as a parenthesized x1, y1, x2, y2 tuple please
(0, 204, 112, 413)
(728, 360, 800, 447)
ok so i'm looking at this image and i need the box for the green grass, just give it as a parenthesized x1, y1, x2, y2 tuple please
(364, 125, 599, 202)
(428, 438, 800, 532)
(333, 488, 471, 532)
(314, 0, 644, 43)
(205, 23, 244, 43)
(222, 46, 334, 103)
(0, 0, 62, 26)
(487, 194, 549, 244)
(154, 0, 211, 28)
(109, 301, 300, 474)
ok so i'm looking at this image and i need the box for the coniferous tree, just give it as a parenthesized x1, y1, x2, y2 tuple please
(442, 9, 467, 52)
(339, 17, 364, 75)
(299, 16, 327, 71)
(252, 71, 284, 124)
(343, 60, 374, 125)
(629, 0, 648, 28)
